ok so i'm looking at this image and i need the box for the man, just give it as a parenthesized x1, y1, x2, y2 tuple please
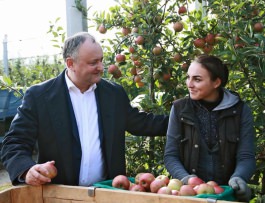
(1, 32, 168, 186)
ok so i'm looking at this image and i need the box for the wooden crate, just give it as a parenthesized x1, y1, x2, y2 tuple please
(0, 184, 240, 203)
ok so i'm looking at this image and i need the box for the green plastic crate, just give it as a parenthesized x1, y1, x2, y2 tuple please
(93, 178, 236, 201)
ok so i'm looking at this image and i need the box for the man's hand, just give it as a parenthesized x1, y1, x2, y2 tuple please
(24, 161, 57, 186)
(228, 177, 251, 202)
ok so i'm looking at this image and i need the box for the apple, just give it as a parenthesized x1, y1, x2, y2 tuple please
(157, 186, 172, 195)
(139, 172, 155, 191)
(133, 60, 142, 67)
(152, 46, 162, 55)
(135, 36, 145, 45)
(130, 54, 139, 61)
(156, 175, 170, 185)
(206, 180, 218, 187)
(150, 179, 166, 193)
(129, 46, 136, 54)
(42, 161, 57, 179)
(108, 64, 119, 74)
(203, 45, 213, 54)
(178, 6, 187, 15)
(163, 73, 171, 81)
(181, 63, 189, 71)
(253, 22, 263, 32)
(193, 38, 206, 48)
(205, 33, 216, 45)
(135, 172, 144, 184)
(112, 175, 130, 190)
(173, 22, 184, 32)
(172, 53, 182, 63)
(129, 184, 146, 192)
(234, 43, 244, 49)
(171, 190, 179, 195)
(115, 54, 126, 63)
(98, 24, 107, 34)
(167, 179, 182, 191)
(134, 75, 142, 83)
(179, 185, 196, 196)
(136, 81, 144, 87)
(214, 185, 224, 194)
(113, 69, 122, 79)
(132, 27, 139, 33)
(130, 67, 137, 75)
(196, 183, 215, 195)
(122, 27, 131, 36)
(188, 177, 204, 187)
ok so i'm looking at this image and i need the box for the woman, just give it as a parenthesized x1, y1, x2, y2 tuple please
(164, 55, 256, 202)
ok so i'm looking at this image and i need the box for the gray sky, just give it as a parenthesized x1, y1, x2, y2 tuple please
(0, 0, 116, 59)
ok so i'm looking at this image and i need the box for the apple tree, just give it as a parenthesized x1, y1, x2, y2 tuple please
(91, 0, 265, 196)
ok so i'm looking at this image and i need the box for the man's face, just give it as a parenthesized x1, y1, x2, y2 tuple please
(67, 39, 104, 92)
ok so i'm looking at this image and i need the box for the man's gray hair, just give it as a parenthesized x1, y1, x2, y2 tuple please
(63, 32, 97, 61)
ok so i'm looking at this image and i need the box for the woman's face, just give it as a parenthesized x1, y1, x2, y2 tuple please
(186, 61, 221, 102)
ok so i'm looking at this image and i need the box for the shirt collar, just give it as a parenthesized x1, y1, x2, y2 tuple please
(65, 69, 97, 93)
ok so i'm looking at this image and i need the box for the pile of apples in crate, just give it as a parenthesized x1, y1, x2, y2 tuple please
(112, 173, 225, 196)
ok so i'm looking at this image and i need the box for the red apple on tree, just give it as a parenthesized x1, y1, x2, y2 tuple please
(115, 54, 126, 63)
(113, 69, 122, 79)
(172, 53, 182, 63)
(203, 45, 213, 54)
(112, 175, 130, 190)
(193, 38, 206, 48)
(98, 24, 107, 34)
(205, 33, 216, 45)
(133, 60, 142, 67)
(163, 73, 171, 81)
(178, 6, 187, 15)
(253, 22, 263, 32)
(173, 22, 184, 32)
(152, 46, 162, 55)
(134, 75, 142, 83)
(137, 81, 144, 88)
(121, 27, 131, 36)
(129, 46, 136, 54)
(181, 63, 189, 71)
(135, 36, 145, 45)
(108, 64, 119, 74)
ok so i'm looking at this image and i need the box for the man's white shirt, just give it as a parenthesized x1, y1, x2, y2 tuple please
(65, 72, 105, 186)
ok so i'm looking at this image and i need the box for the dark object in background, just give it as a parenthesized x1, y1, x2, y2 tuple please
(0, 89, 23, 149)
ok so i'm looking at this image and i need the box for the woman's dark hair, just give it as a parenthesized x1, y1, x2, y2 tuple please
(194, 55, 229, 87)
